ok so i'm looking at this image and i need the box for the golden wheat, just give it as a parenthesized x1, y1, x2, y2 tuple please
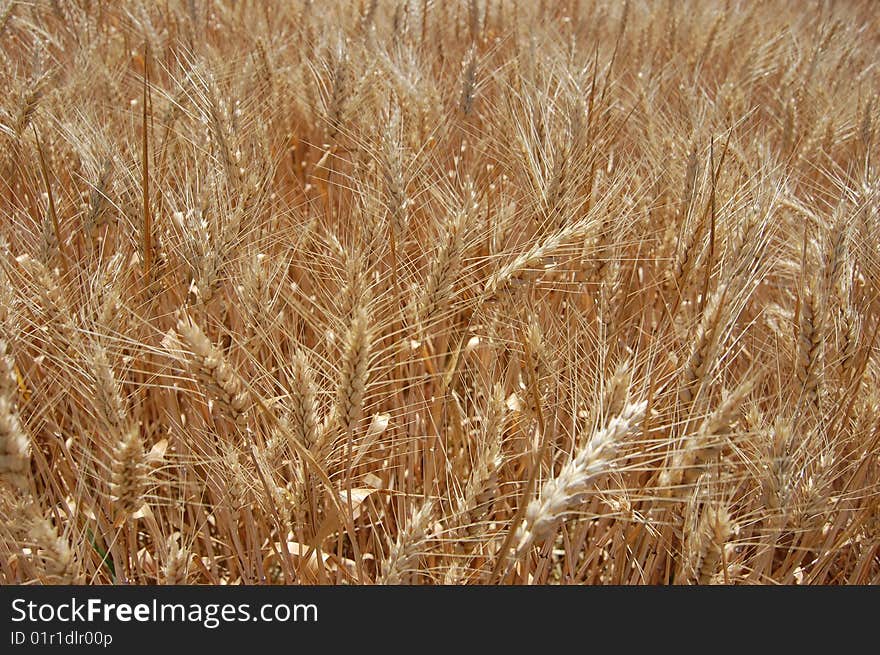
(1, 0, 878, 586)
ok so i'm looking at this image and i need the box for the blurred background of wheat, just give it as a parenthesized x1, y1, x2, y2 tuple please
(0, 0, 878, 585)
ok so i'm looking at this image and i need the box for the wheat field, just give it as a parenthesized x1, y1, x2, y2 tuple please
(0, 0, 878, 585)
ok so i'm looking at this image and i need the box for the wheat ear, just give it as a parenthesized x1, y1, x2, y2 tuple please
(28, 513, 78, 584)
(0, 339, 29, 491)
(290, 348, 321, 452)
(176, 314, 251, 426)
(661, 379, 754, 495)
(679, 283, 729, 404)
(511, 401, 647, 561)
(378, 499, 434, 585)
(161, 539, 190, 585)
(418, 204, 471, 329)
(796, 275, 824, 406)
(109, 424, 147, 518)
(689, 502, 733, 585)
(334, 306, 371, 436)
